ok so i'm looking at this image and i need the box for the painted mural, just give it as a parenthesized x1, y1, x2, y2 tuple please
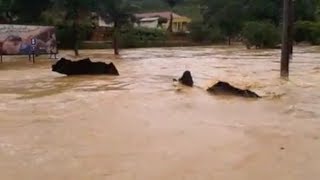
(0, 24, 57, 55)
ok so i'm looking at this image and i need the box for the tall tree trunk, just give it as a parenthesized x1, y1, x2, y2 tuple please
(228, 37, 231, 45)
(167, 11, 173, 33)
(281, 0, 292, 79)
(113, 21, 119, 55)
(73, 12, 80, 56)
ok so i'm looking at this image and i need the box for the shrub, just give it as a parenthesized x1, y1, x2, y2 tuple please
(56, 26, 74, 49)
(309, 23, 320, 45)
(242, 21, 280, 49)
(189, 21, 224, 43)
(189, 21, 208, 42)
(119, 27, 167, 48)
(207, 28, 224, 43)
(294, 21, 320, 45)
(294, 21, 313, 43)
(173, 31, 189, 37)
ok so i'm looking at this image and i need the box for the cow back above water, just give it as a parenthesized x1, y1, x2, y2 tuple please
(207, 81, 261, 98)
(52, 58, 119, 76)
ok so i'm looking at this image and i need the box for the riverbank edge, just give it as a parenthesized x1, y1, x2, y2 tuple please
(69, 41, 223, 50)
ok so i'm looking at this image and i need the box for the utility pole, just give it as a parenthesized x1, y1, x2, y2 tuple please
(288, 0, 294, 56)
(281, 0, 293, 79)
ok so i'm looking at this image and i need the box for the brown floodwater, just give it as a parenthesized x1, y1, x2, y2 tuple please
(0, 45, 319, 180)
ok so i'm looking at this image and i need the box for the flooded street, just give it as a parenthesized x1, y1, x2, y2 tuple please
(0, 46, 319, 180)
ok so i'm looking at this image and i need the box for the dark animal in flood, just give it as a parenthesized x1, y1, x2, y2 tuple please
(207, 81, 261, 98)
(52, 58, 119, 76)
(173, 70, 194, 87)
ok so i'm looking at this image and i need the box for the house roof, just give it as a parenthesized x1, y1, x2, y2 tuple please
(134, 11, 186, 20)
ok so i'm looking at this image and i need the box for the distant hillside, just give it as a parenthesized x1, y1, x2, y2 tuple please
(132, 0, 202, 21)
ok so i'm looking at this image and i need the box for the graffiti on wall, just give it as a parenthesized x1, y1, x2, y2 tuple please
(0, 24, 57, 55)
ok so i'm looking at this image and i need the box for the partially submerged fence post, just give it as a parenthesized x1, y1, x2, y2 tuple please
(32, 52, 35, 63)
(0, 41, 2, 63)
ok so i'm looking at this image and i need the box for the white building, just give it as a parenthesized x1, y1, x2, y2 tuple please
(134, 17, 163, 29)
(134, 11, 191, 32)
(97, 16, 113, 28)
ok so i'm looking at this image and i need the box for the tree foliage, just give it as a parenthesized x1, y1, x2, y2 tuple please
(11, 0, 52, 24)
(244, 0, 281, 25)
(97, 0, 136, 26)
(189, 21, 224, 43)
(0, 0, 14, 22)
(53, 0, 95, 56)
(163, 0, 183, 8)
(294, 0, 318, 21)
(294, 21, 320, 44)
(200, 0, 320, 46)
(242, 21, 280, 48)
(202, 0, 247, 44)
(97, 0, 137, 55)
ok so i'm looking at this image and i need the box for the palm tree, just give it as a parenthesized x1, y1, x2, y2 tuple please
(98, 0, 136, 55)
(163, 0, 182, 33)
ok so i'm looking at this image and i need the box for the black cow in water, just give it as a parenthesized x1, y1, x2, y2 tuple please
(207, 81, 261, 98)
(52, 58, 119, 76)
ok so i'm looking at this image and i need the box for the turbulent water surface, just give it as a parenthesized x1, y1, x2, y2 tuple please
(0, 46, 319, 180)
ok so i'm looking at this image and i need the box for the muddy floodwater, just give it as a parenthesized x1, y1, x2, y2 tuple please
(0, 46, 319, 180)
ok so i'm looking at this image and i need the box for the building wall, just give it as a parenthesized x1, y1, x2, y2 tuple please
(162, 17, 191, 32)
(172, 16, 191, 32)
(136, 20, 159, 29)
(172, 22, 189, 32)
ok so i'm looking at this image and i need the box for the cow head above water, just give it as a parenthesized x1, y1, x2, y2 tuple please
(52, 58, 72, 73)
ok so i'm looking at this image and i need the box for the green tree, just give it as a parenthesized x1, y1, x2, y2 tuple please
(315, 0, 320, 20)
(244, 0, 281, 25)
(242, 21, 280, 49)
(98, 0, 136, 55)
(60, 0, 95, 56)
(189, 21, 224, 42)
(294, 21, 320, 44)
(10, 0, 52, 24)
(294, 0, 317, 21)
(202, 0, 246, 45)
(0, 0, 14, 23)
